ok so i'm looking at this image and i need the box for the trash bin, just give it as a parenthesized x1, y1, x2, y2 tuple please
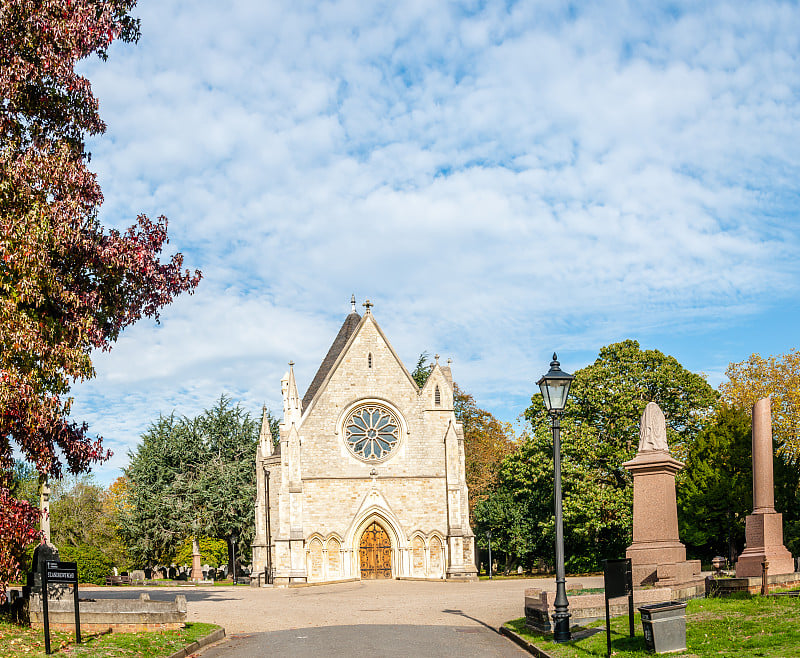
(638, 601, 687, 654)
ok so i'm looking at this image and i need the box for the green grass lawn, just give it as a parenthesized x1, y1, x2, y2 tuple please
(505, 594, 800, 657)
(0, 619, 219, 657)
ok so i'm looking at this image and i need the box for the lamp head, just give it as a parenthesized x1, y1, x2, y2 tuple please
(536, 353, 574, 413)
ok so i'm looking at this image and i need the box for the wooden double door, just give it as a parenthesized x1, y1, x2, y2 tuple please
(359, 521, 392, 579)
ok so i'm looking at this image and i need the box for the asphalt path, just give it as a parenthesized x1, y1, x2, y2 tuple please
(200, 624, 526, 657)
(81, 576, 606, 656)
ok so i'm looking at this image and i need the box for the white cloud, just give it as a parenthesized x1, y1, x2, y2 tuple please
(65, 0, 800, 484)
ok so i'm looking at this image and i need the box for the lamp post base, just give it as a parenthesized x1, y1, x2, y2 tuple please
(552, 611, 572, 642)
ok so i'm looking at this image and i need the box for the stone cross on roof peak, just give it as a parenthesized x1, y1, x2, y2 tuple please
(363, 299, 373, 314)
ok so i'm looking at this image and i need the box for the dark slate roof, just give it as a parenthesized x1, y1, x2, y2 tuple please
(302, 311, 362, 410)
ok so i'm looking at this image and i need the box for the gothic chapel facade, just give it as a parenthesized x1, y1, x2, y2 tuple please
(251, 300, 478, 584)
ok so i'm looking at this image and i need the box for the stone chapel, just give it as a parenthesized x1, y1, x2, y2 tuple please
(250, 299, 477, 585)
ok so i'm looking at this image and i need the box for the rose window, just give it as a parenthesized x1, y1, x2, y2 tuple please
(344, 405, 400, 461)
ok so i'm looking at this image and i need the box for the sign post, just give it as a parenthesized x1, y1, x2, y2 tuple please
(41, 560, 81, 654)
(602, 558, 634, 657)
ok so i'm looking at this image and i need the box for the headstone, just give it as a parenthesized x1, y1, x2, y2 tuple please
(623, 402, 701, 587)
(131, 569, 146, 583)
(168, 566, 177, 580)
(23, 542, 70, 602)
(191, 537, 203, 582)
(735, 398, 795, 577)
(144, 567, 152, 579)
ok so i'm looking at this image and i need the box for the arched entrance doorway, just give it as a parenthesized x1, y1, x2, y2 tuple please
(359, 521, 392, 579)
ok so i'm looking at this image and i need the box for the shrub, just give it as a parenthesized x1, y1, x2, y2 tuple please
(58, 544, 114, 585)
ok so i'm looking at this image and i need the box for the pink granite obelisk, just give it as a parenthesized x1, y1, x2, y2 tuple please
(624, 403, 701, 587)
(735, 398, 794, 577)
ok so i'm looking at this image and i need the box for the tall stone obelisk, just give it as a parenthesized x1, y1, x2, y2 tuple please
(624, 402, 700, 587)
(735, 398, 794, 577)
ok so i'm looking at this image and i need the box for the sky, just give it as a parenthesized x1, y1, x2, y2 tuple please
(67, 0, 800, 486)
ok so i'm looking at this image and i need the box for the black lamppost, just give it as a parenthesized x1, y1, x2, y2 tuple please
(537, 353, 574, 643)
(231, 534, 237, 585)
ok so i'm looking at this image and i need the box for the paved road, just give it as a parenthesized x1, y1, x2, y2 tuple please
(201, 624, 525, 657)
(82, 576, 605, 656)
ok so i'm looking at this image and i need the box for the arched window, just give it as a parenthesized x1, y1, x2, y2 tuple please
(434, 386, 441, 406)
(368, 353, 373, 368)
(308, 538, 323, 580)
(412, 536, 425, 577)
(327, 538, 341, 577)
(429, 536, 443, 578)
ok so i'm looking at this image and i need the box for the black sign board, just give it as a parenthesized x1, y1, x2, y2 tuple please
(602, 558, 634, 657)
(46, 561, 77, 583)
(41, 560, 81, 654)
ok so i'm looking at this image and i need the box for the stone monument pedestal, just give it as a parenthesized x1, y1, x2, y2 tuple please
(623, 449, 701, 587)
(735, 512, 795, 577)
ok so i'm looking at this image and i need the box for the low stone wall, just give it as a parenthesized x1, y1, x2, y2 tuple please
(26, 592, 186, 633)
(670, 577, 706, 600)
(525, 587, 673, 632)
(709, 572, 800, 596)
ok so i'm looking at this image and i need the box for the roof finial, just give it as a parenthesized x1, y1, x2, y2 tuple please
(289, 360, 295, 368)
(362, 299, 373, 314)
(351, 294, 356, 312)
(434, 354, 440, 364)
(447, 358, 452, 367)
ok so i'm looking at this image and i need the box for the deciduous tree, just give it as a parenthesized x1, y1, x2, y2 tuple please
(50, 475, 128, 568)
(454, 384, 515, 519)
(484, 340, 718, 571)
(720, 349, 800, 457)
(0, 1, 200, 598)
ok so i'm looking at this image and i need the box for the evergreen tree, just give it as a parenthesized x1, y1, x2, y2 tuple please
(677, 406, 752, 563)
(122, 397, 259, 568)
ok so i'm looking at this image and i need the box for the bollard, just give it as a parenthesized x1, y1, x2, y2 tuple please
(761, 561, 769, 596)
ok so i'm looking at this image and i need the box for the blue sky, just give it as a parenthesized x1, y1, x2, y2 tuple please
(69, 0, 800, 486)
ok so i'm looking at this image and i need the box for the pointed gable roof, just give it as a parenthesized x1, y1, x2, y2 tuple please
(302, 310, 361, 410)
